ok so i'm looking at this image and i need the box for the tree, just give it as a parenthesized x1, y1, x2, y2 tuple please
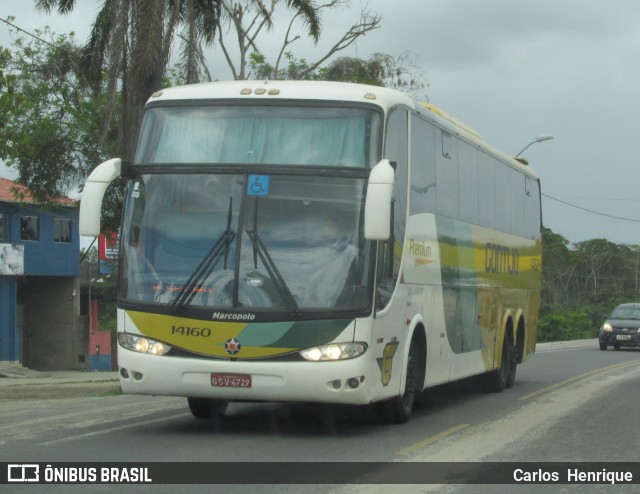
(320, 52, 427, 93)
(0, 22, 123, 232)
(218, 0, 380, 80)
(0, 47, 15, 128)
(0, 25, 109, 193)
(539, 228, 640, 340)
(574, 238, 620, 302)
(33, 0, 381, 152)
(627, 244, 640, 298)
(35, 0, 221, 160)
(17, 0, 401, 232)
(248, 51, 428, 94)
(541, 227, 576, 307)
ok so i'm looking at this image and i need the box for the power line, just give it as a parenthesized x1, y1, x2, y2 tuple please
(0, 16, 123, 82)
(1, 17, 63, 51)
(542, 193, 640, 223)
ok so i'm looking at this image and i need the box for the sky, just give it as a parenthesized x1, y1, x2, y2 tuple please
(1, 0, 640, 246)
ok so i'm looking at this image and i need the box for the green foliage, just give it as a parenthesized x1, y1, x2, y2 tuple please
(97, 301, 117, 332)
(248, 52, 316, 81)
(248, 50, 427, 94)
(537, 308, 597, 342)
(321, 52, 426, 93)
(541, 227, 640, 341)
(543, 228, 640, 307)
(0, 20, 121, 231)
(0, 26, 108, 193)
(0, 47, 18, 128)
(319, 55, 387, 86)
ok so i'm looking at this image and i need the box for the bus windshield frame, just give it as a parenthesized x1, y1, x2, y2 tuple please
(119, 100, 383, 322)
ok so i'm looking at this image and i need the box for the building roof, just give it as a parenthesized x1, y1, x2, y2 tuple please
(0, 177, 76, 206)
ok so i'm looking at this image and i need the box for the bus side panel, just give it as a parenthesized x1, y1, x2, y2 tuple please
(402, 213, 542, 385)
(402, 213, 453, 387)
(404, 214, 492, 383)
(477, 227, 542, 368)
(368, 282, 411, 402)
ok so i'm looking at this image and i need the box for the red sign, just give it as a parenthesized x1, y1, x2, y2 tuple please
(99, 232, 119, 261)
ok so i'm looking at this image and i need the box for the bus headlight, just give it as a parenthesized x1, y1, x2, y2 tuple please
(118, 333, 172, 355)
(300, 342, 367, 362)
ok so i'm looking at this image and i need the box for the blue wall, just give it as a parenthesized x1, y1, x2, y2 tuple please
(0, 202, 78, 361)
(1, 203, 79, 276)
(0, 278, 18, 361)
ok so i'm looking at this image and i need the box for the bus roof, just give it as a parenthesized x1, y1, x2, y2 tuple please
(148, 80, 417, 110)
(147, 80, 539, 178)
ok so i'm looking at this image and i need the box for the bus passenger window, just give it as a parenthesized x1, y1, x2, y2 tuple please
(441, 131, 452, 159)
(436, 129, 459, 218)
(458, 141, 479, 224)
(410, 115, 436, 214)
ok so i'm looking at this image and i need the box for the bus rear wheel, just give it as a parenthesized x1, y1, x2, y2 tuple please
(187, 397, 229, 420)
(485, 336, 516, 393)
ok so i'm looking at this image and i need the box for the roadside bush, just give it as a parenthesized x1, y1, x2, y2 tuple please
(537, 310, 595, 342)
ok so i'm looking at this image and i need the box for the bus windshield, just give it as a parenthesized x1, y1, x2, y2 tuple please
(133, 105, 380, 167)
(120, 173, 372, 315)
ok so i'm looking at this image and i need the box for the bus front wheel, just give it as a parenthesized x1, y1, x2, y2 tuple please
(378, 338, 422, 424)
(187, 397, 229, 420)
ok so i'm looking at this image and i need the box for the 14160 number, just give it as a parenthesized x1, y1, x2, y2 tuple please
(171, 325, 211, 337)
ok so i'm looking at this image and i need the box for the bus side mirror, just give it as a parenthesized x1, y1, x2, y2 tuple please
(79, 158, 122, 237)
(364, 159, 395, 240)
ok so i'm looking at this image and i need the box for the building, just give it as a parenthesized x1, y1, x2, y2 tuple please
(0, 177, 87, 370)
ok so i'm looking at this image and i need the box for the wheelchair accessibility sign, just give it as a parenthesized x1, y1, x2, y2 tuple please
(247, 175, 270, 197)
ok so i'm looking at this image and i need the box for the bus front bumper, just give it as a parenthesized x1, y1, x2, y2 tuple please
(118, 349, 376, 406)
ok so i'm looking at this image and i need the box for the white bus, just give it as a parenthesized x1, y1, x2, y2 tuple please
(80, 81, 542, 424)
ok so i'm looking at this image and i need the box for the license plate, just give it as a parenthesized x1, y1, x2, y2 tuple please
(211, 373, 252, 388)
(616, 335, 632, 341)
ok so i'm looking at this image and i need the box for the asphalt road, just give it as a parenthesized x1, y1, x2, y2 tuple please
(1, 340, 640, 493)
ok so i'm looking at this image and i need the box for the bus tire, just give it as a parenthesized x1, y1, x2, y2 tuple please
(187, 397, 229, 420)
(505, 340, 517, 389)
(485, 336, 515, 393)
(379, 337, 421, 424)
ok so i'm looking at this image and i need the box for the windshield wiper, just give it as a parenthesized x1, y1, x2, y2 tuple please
(169, 198, 235, 312)
(246, 198, 298, 312)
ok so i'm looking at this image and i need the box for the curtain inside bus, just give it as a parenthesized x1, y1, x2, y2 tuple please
(134, 106, 378, 167)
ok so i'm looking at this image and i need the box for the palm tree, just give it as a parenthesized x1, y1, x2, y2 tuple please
(27, 0, 376, 233)
(34, 0, 369, 156)
(35, 0, 221, 159)
(216, 0, 321, 79)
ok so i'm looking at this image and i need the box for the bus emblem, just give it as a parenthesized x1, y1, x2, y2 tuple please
(225, 338, 242, 355)
(377, 341, 399, 386)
